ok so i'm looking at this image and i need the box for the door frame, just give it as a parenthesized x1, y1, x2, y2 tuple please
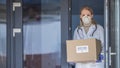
(7, 0, 15, 68)
(104, 0, 110, 68)
(7, 0, 23, 68)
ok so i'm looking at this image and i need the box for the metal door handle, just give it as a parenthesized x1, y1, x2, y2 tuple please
(109, 47, 116, 66)
(101, 47, 116, 66)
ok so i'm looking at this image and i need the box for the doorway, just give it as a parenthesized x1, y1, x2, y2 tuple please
(70, 0, 120, 68)
(0, 0, 120, 68)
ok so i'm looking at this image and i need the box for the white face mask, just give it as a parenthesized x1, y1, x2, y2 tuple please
(82, 15, 92, 25)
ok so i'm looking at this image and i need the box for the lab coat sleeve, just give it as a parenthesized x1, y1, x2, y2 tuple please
(99, 26, 104, 53)
(73, 28, 80, 40)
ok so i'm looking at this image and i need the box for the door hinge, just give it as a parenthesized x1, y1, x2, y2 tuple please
(13, 2, 21, 11)
(13, 28, 21, 37)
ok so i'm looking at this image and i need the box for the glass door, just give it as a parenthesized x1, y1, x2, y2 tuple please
(12, 0, 69, 68)
(109, 0, 120, 68)
(0, 0, 70, 68)
(0, 0, 6, 68)
(22, 0, 61, 68)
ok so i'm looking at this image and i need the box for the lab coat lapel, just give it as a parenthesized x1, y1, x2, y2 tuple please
(81, 24, 96, 39)
(87, 24, 96, 37)
(81, 27, 88, 39)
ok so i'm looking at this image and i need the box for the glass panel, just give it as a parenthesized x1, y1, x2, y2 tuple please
(0, 0, 6, 68)
(110, 0, 120, 68)
(23, 0, 61, 68)
(109, 0, 116, 68)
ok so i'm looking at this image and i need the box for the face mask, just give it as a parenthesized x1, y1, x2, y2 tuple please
(82, 15, 91, 25)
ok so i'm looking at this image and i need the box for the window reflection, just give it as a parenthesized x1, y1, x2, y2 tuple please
(0, 24, 6, 68)
(23, 0, 61, 68)
(0, 0, 6, 68)
(23, 6, 41, 23)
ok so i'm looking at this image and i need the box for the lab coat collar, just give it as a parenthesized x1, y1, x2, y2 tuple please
(81, 24, 96, 38)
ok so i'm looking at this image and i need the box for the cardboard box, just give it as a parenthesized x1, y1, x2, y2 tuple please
(66, 38, 101, 63)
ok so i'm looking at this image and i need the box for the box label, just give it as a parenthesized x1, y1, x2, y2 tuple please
(76, 45, 89, 53)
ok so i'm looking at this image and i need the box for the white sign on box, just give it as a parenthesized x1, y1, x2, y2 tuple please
(76, 45, 89, 53)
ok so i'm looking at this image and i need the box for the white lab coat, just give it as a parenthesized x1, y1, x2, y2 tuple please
(73, 24, 104, 68)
